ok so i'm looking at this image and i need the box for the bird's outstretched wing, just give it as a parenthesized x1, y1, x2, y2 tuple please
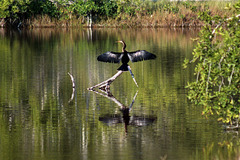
(128, 50, 156, 62)
(97, 51, 123, 63)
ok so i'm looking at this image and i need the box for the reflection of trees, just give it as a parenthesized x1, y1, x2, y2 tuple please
(1, 28, 240, 160)
(0, 28, 203, 160)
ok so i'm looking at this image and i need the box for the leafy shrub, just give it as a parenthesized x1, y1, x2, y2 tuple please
(184, 2, 240, 124)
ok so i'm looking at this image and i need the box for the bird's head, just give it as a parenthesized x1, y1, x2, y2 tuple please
(116, 40, 126, 51)
(116, 40, 124, 44)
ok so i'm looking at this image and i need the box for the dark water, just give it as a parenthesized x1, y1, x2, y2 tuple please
(0, 28, 239, 160)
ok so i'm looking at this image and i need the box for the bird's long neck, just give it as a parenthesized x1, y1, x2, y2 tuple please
(121, 42, 126, 52)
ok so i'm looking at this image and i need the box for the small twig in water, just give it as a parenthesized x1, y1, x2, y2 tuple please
(68, 72, 76, 103)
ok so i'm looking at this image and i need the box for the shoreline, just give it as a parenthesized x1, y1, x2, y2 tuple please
(0, 1, 234, 29)
(0, 17, 205, 29)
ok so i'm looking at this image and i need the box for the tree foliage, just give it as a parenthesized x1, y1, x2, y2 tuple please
(184, 2, 240, 124)
(0, 0, 30, 18)
(0, 0, 222, 27)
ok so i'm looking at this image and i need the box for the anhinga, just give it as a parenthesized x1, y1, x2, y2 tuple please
(97, 40, 156, 71)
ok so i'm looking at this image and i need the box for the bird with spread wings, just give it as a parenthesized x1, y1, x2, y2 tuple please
(97, 40, 156, 71)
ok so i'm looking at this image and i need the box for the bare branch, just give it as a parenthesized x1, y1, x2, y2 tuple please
(211, 14, 240, 38)
(229, 66, 235, 86)
(196, 71, 200, 83)
(206, 63, 212, 94)
(219, 76, 224, 92)
(88, 71, 123, 91)
(218, 55, 225, 70)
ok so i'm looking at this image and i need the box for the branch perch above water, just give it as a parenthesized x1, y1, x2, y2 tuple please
(88, 65, 138, 91)
(88, 70, 123, 91)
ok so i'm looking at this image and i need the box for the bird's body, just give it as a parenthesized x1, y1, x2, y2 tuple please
(97, 40, 156, 71)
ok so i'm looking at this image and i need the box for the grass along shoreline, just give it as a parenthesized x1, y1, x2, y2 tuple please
(0, 1, 236, 28)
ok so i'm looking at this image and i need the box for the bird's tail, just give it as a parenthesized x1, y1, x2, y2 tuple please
(117, 64, 129, 71)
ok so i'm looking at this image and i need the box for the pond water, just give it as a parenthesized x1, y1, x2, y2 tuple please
(0, 28, 239, 160)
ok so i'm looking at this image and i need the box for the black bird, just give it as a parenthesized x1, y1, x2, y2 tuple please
(97, 40, 156, 71)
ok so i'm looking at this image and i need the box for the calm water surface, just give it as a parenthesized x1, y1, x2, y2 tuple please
(0, 28, 239, 160)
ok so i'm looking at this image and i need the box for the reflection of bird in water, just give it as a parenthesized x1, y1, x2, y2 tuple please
(91, 90, 156, 134)
(97, 40, 156, 71)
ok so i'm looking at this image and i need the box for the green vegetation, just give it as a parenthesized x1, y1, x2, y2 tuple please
(0, 0, 234, 28)
(184, 2, 240, 125)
